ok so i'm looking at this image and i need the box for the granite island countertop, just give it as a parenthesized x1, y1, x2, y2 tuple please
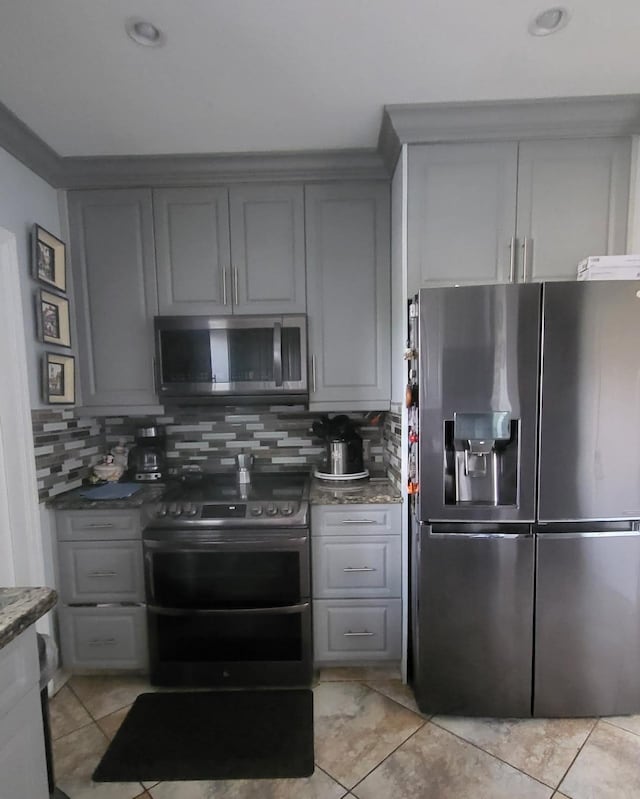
(46, 483, 165, 510)
(0, 587, 57, 650)
(309, 477, 402, 505)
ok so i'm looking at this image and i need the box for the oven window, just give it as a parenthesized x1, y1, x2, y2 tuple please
(153, 610, 303, 662)
(148, 550, 303, 608)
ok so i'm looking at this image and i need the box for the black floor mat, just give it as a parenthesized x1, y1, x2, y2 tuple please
(92, 689, 314, 783)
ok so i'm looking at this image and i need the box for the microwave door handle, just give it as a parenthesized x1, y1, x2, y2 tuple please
(274, 322, 283, 386)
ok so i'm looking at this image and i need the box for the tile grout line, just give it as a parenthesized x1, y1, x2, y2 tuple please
(427, 717, 566, 793)
(363, 680, 432, 720)
(554, 717, 605, 796)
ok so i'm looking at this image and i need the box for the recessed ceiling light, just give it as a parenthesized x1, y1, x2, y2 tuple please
(528, 6, 570, 36)
(125, 18, 165, 47)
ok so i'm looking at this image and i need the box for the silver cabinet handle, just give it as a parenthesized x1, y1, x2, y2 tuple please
(343, 566, 376, 572)
(88, 638, 117, 647)
(343, 630, 375, 637)
(522, 237, 532, 282)
(88, 571, 118, 577)
(509, 237, 516, 283)
(222, 270, 228, 305)
(311, 355, 317, 393)
(340, 519, 376, 525)
(85, 523, 115, 529)
(233, 267, 239, 306)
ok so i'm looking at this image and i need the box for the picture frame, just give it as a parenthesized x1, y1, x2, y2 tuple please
(32, 224, 66, 292)
(36, 289, 71, 348)
(42, 352, 75, 404)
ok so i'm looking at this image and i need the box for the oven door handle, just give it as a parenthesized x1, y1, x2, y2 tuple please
(147, 602, 310, 616)
(143, 536, 308, 551)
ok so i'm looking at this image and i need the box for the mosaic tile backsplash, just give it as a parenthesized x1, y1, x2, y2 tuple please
(32, 409, 102, 500)
(384, 408, 402, 491)
(104, 406, 386, 475)
(32, 406, 391, 500)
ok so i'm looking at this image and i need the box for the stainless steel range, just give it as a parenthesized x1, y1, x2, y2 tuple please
(143, 472, 311, 688)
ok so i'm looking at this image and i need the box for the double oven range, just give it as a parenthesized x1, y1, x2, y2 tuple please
(143, 472, 311, 688)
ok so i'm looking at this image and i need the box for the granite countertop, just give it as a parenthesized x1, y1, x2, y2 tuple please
(310, 476, 402, 505)
(46, 483, 165, 510)
(0, 587, 57, 650)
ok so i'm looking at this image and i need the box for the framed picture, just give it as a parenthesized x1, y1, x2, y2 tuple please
(42, 352, 75, 404)
(32, 225, 66, 292)
(36, 289, 71, 347)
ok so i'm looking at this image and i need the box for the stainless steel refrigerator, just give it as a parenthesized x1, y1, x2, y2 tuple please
(411, 281, 640, 718)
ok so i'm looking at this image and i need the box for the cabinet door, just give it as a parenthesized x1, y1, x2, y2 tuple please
(154, 187, 231, 314)
(229, 185, 306, 314)
(305, 183, 390, 410)
(68, 189, 158, 407)
(58, 540, 144, 603)
(312, 535, 401, 598)
(59, 606, 148, 671)
(313, 599, 401, 662)
(516, 138, 630, 282)
(0, 687, 49, 799)
(407, 143, 518, 291)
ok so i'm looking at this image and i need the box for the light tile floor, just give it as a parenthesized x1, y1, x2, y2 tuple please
(48, 668, 640, 799)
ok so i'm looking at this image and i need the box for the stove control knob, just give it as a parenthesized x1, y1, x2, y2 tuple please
(266, 504, 278, 516)
(156, 504, 168, 518)
(169, 503, 181, 517)
(250, 505, 264, 516)
(186, 504, 198, 517)
(281, 504, 294, 516)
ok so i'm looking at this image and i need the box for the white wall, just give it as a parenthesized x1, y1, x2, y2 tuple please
(628, 135, 640, 253)
(0, 147, 67, 408)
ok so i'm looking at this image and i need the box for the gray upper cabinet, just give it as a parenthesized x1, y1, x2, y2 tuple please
(68, 189, 159, 408)
(408, 137, 630, 290)
(229, 185, 306, 314)
(154, 187, 231, 315)
(408, 143, 519, 290)
(305, 183, 391, 410)
(516, 138, 630, 282)
(154, 184, 305, 315)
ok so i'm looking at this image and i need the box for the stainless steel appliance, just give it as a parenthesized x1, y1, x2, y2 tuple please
(312, 415, 365, 477)
(143, 472, 311, 688)
(127, 426, 166, 482)
(154, 314, 307, 403)
(411, 281, 640, 718)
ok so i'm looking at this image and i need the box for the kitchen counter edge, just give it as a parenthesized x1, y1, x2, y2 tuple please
(309, 477, 403, 505)
(46, 484, 165, 510)
(0, 587, 57, 650)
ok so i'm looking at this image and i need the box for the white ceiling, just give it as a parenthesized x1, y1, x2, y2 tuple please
(1, 0, 639, 158)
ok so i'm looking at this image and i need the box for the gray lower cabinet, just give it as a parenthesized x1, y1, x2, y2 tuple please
(305, 183, 391, 411)
(0, 627, 49, 799)
(56, 509, 147, 671)
(68, 189, 159, 408)
(408, 137, 630, 291)
(312, 504, 402, 664)
(154, 184, 306, 315)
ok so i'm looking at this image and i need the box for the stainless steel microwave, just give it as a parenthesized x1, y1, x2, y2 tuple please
(154, 315, 308, 403)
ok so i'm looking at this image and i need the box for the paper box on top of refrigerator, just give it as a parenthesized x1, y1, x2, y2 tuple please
(577, 254, 640, 280)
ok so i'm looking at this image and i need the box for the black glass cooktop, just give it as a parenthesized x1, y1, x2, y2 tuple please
(162, 472, 308, 504)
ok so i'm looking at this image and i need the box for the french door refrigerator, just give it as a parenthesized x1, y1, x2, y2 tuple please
(411, 281, 640, 718)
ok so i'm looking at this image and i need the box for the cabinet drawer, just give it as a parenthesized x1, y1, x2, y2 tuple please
(0, 628, 38, 716)
(313, 599, 401, 662)
(56, 510, 141, 541)
(312, 504, 401, 536)
(312, 535, 401, 598)
(59, 606, 148, 671)
(58, 541, 144, 603)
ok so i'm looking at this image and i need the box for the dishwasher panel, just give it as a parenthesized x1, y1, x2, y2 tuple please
(412, 522, 534, 716)
(534, 527, 640, 717)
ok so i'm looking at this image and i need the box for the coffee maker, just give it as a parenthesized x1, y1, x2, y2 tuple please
(128, 426, 166, 482)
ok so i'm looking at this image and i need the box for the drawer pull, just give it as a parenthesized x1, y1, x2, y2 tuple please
(343, 567, 376, 572)
(85, 523, 115, 529)
(343, 630, 375, 637)
(88, 638, 117, 647)
(88, 571, 118, 577)
(340, 519, 376, 525)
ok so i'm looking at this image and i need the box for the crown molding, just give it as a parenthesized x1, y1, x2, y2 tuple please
(379, 94, 640, 167)
(0, 101, 63, 186)
(60, 149, 389, 189)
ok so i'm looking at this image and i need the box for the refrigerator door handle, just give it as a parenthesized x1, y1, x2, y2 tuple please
(509, 237, 517, 283)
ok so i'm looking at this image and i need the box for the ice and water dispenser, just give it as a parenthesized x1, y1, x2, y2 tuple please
(444, 411, 519, 506)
